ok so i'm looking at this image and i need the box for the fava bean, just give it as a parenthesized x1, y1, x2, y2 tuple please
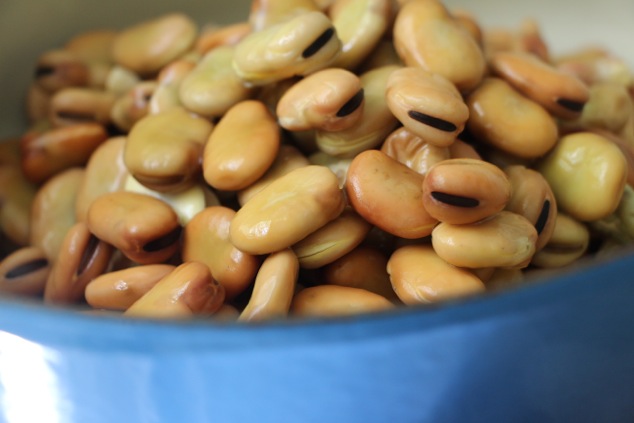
(531, 213, 590, 268)
(0, 246, 50, 296)
(291, 284, 394, 317)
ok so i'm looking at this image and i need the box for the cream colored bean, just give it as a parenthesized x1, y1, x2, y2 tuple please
(148, 60, 195, 115)
(180, 46, 254, 118)
(393, 0, 486, 93)
(356, 39, 403, 72)
(239, 248, 299, 321)
(531, 213, 590, 268)
(203, 100, 280, 191)
(491, 51, 590, 120)
(555, 48, 632, 87)
(110, 81, 158, 133)
(308, 151, 352, 186)
(125, 261, 225, 319)
(292, 208, 372, 268)
(20, 122, 108, 184)
(30, 168, 84, 261)
(346, 149, 437, 239)
(233, 11, 342, 86)
(537, 132, 627, 222)
(44, 222, 113, 305)
(329, 0, 392, 70)
(86, 191, 182, 265)
(315, 65, 399, 157)
(249, 0, 321, 31)
(112, 13, 198, 76)
(105, 65, 141, 97)
(276, 68, 365, 132)
(387, 244, 485, 304)
(386, 66, 469, 147)
(431, 210, 538, 269)
(323, 245, 398, 302)
(576, 82, 633, 134)
(381, 127, 450, 177)
(85, 264, 175, 310)
(196, 22, 252, 55)
(422, 158, 511, 225)
(0, 246, 50, 297)
(504, 165, 557, 251)
(182, 206, 260, 300)
(231, 165, 346, 255)
(290, 284, 394, 317)
(0, 165, 38, 246)
(125, 108, 213, 192)
(49, 87, 116, 127)
(466, 77, 559, 159)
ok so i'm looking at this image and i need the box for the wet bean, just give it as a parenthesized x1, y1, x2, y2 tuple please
(0, 165, 38, 246)
(196, 22, 251, 55)
(110, 81, 158, 133)
(531, 213, 590, 268)
(0, 247, 50, 297)
(290, 284, 394, 317)
(49, 87, 116, 127)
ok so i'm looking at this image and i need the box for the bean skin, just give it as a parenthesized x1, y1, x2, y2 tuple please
(290, 284, 394, 317)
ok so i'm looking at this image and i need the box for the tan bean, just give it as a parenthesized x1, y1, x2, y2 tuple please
(576, 81, 633, 134)
(329, 0, 393, 70)
(490, 51, 590, 120)
(49, 87, 116, 127)
(386, 66, 469, 147)
(65, 29, 117, 65)
(0, 165, 38, 246)
(30, 168, 85, 261)
(148, 60, 195, 115)
(537, 132, 628, 222)
(125, 108, 213, 192)
(292, 208, 372, 268)
(43, 222, 113, 305)
(182, 206, 260, 300)
(308, 151, 352, 186)
(237, 145, 310, 206)
(112, 13, 198, 76)
(85, 264, 175, 310)
(323, 245, 398, 301)
(504, 165, 557, 251)
(110, 81, 158, 133)
(249, 0, 321, 31)
(20, 122, 108, 184)
(531, 213, 590, 268)
(448, 138, 482, 160)
(381, 126, 450, 176)
(231, 165, 346, 255)
(466, 77, 559, 159)
(393, 0, 486, 93)
(0, 246, 50, 297)
(238, 248, 299, 321)
(484, 268, 525, 291)
(86, 191, 182, 265)
(422, 158, 511, 225)
(180, 46, 254, 118)
(276, 68, 365, 132)
(203, 100, 280, 191)
(233, 11, 342, 86)
(555, 48, 632, 87)
(356, 39, 403, 72)
(387, 244, 485, 304)
(315, 65, 400, 157)
(196, 22, 252, 55)
(26, 83, 52, 123)
(451, 8, 483, 46)
(431, 211, 538, 269)
(125, 261, 225, 319)
(483, 19, 550, 62)
(346, 149, 437, 238)
(34, 50, 90, 93)
(290, 284, 394, 317)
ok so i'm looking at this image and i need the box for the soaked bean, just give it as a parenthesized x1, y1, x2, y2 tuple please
(451, 9, 483, 46)
(0, 246, 50, 296)
(20, 122, 108, 184)
(385, 67, 469, 147)
(393, 0, 486, 93)
(231, 165, 346, 255)
(112, 13, 198, 76)
(346, 149, 437, 239)
(537, 132, 627, 222)
(490, 51, 590, 120)
(85, 264, 176, 310)
(576, 81, 633, 134)
(147, 60, 195, 115)
(249, 0, 320, 31)
(125, 261, 225, 319)
(448, 138, 482, 160)
(290, 284, 394, 317)
(110, 81, 158, 133)
(329, 0, 392, 70)
(466, 77, 559, 159)
(203, 100, 280, 191)
(196, 22, 252, 55)
(431, 210, 538, 269)
(232, 11, 342, 86)
(105, 65, 141, 97)
(125, 108, 213, 192)
(86, 191, 182, 265)
(0, 165, 38, 246)
(180, 46, 255, 118)
(44, 222, 113, 305)
(308, 151, 352, 186)
(357, 39, 403, 72)
(484, 19, 550, 62)
(30, 168, 84, 261)
(315, 65, 399, 157)
(182, 206, 260, 300)
(34, 50, 90, 93)
(64, 29, 117, 65)
(292, 208, 372, 269)
(504, 165, 557, 251)
(381, 127, 450, 175)
(555, 47, 632, 87)
(422, 158, 511, 225)
(531, 213, 590, 268)
(387, 244, 485, 304)
(239, 248, 299, 321)
(276, 68, 365, 132)
(49, 87, 116, 127)
(323, 245, 398, 301)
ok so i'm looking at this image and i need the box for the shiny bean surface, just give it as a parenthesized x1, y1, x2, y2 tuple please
(49, 87, 116, 127)
(531, 213, 590, 268)
(290, 284, 394, 317)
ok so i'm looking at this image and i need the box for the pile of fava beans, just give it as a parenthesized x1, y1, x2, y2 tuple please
(1, 0, 633, 321)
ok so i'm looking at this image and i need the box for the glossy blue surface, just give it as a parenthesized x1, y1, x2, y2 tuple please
(1, 253, 634, 423)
